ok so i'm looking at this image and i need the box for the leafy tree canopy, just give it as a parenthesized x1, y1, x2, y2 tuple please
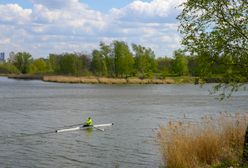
(113, 41, 134, 77)
(173, 50, 189, 76)
(132, 44, 157, 78)
(13, 52, 32, 74)
(177, 0, 248, 98)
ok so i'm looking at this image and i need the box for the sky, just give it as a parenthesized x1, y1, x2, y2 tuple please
(0, 0, 186, 58)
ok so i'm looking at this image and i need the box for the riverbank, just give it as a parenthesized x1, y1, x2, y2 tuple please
(7, 74, 194, 84)
(8, 74, 43, 80)
(43, 76, 176, 84)
(6, 74, 211, 84)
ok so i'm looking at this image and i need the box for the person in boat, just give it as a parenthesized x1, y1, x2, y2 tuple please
(83, 117, 93, 127)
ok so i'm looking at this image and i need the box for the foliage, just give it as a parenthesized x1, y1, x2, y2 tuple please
(172, 50, 189, 76)
(2, 40, 240, 79)
(113, 41, 134, 77)
(99, 42, 115, 77)
(0, 63, 20, 74)
(48, 53, 90, 76)
(29, 58, 49, 74)
(157, 57, 174, 77)
(12, 52, 32, 74)
(91, 49, 107, 76)
(187, 56, 200, 76)
(132, 44, 157, 78)
(177, 0, 248, 95)
(48, 54, 61, 73)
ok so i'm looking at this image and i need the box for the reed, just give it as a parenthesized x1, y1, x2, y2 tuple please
(80, 77, 99, 84)
(43, 75, 175, 84)
(127, 78, 150, 84)
(97, 77, 127, 84)
(43, 75, 81, 83)
(158, 113, 248, 168)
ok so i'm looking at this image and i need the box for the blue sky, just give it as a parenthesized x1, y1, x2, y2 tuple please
(0, 0, 185, 58)
(0, 0, 150, 11)
(81, 0, 141, 11)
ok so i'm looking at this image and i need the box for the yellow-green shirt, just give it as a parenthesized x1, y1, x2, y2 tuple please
(87, 118, 93, 126)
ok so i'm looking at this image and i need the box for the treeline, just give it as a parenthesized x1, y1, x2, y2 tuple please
(0, 41, 228, 78)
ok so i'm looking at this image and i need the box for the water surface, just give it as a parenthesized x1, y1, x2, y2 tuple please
(0, 77, 247, 167)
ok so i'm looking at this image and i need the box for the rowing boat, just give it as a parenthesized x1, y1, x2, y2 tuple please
(55, 123, 114, 133)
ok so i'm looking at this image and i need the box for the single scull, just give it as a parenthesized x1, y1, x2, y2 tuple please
(55, 123, 113, 133)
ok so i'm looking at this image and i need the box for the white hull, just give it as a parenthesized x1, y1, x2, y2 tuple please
(56, 123, 113, 133)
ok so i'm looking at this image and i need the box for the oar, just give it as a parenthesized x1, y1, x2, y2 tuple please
(62, 123, 83, 128)
(93, 126, 104, 131)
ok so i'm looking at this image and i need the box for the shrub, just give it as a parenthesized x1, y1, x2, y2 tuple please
(0, 63, 20, 74)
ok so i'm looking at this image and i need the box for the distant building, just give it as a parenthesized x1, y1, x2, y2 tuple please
(8, 51, 15, 63)
(0, 52, 5, 63)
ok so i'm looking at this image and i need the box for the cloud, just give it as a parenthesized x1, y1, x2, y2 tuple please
(110, 0, 185, 21)
(29, 0, 80, 9)
(98, 21, 181, 56)
(0, 3, 32, 24)
(0, 0, 184, 58)
(0, 38, 11, 45)
(31, 3, 106, 33)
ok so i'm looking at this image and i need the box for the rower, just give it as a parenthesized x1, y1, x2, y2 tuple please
(83, 117, 93, 127)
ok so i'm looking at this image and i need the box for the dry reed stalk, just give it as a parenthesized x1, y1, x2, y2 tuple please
(151, 79, 164, 84)
(127, 78, 143, 84)
(158, 113, 248, 168)
(43, 75, 81, 83)
(97, 77, 127, 84)
(127, 78, 151, 84)
(163, 79, 175, 84)
(80, 77, 99, 84)
(43, 76, 176, 84)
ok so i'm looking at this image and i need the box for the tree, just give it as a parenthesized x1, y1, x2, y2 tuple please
(48, 53, 91, 76)
(0, 63, 19, 74)
(99, 42, 115, 77)
(132, 44, 157, 78)
(29, 58, 49, 74)
(157, 57, 174, 77)
(91, 49, 107, 76)
(172, 50, 189, 76)
(13, 52, 32, 74)
(178, 0, 248, 158)
(187, 56, 199, 76)
(58, 54, 76, 75)
(113, 41, 134, 77)
(177, 0, 248, 96)
(74, 52, 91, 76)
(48, 54, 60, 73)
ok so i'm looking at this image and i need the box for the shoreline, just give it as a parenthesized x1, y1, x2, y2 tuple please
(6, 74, 181, 84)
(42, 75, 176, 84)
(7, 74, 43, 80)
(6, 74, 212, 84)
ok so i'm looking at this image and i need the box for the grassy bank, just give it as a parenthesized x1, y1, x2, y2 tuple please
(0, 74, 9, 77)
(42, 75, 176, 84)
(8, 74, 43, 80)
(158, 113, 248, 168)
(7, 74, 207, 84)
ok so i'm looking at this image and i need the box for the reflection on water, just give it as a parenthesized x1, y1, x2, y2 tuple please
(0, 77, 247, 167)
(85, 128, 93, 137)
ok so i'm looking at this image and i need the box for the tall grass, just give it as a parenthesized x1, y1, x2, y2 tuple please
(43, 75, 176, 84)
(158, 113, 248, 168)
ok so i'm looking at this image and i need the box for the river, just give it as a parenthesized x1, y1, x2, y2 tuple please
(0, 77, 247, 168)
